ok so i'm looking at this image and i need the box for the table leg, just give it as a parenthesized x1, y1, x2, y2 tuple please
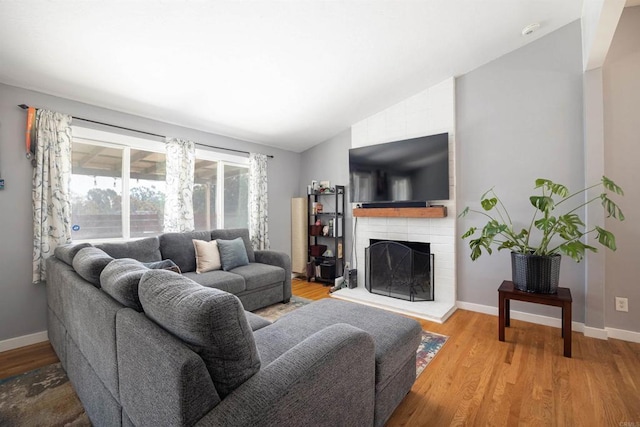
(563, 301, 572, 358)
(505, 299, 510, 327)
(499, 293, 505, 342)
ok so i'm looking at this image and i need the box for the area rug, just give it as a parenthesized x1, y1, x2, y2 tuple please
(0, 362, 90, 426)
(0, 297, 447, 426)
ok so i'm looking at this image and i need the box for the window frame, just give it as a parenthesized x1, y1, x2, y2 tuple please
(70, 126, 249, 243)
(193, 146, 249, 230)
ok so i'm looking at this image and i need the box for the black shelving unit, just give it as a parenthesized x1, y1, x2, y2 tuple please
(307, 185, 345, 284)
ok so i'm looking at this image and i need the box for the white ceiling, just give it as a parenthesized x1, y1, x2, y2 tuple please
(0, 1, 584, 152)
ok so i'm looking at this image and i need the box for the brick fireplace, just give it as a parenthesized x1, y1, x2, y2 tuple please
(331, 77, 457, 323)
(332, 214, 456, 323)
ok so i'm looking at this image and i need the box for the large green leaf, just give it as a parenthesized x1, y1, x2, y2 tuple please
(602, 176, 624, 195)
(481, 197, 498, 211)
(557, 213, 584, 237)
(497, 240, 516, 251)
(482, 220, 507, 237)
(596, 226, 617, 251)
(535, 178, 569, 197)
(461, 227, 477, 239)
(470, 245, 482, 261)
(560, 241, 597, 262)
(469, 237, 492, 260)
(514, 228, 529, 239)
(534, 216, 557, 232)
(530, 196, 555, 213)
(600, 194, 625, 220)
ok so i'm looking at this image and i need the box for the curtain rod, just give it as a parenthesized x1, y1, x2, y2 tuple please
(18, 104, 274, 159)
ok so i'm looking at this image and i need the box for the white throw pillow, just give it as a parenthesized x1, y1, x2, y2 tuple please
(193, 239, 222, 273)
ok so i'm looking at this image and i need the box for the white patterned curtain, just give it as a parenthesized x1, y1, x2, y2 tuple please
(164, 138, 195, 232)
(32, 110, 73, 284)
(249, 152, 269, 249)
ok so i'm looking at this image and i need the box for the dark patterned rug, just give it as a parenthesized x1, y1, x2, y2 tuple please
(0, 362, 90, 426)
(0, 296, 447, 426)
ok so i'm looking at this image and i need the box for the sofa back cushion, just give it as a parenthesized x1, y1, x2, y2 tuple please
(138, 270, 261, 398)
(159, 231, 212, 273)
(96, 237, 161, 263)
(54, 243, 93, 266)
(100, 258, 149, 311)
(210, 228, 255, 262)
(73, 247, 114, 287)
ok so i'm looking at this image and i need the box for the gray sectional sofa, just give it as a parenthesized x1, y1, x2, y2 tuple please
(46, 228, 422, 427)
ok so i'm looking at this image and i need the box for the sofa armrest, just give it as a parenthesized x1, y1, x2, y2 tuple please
(254, 250, 292, 301)
(116, 309, 221, 427)
(196, 323, 376, 427)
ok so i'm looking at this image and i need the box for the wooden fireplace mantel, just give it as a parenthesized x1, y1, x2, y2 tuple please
(352, 206, 447, 218)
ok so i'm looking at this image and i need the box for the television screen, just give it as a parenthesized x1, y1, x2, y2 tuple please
(349, 133, 449, 204)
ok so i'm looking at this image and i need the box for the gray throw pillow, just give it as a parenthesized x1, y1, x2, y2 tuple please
(143, 259, 182, 274)
(138, 270, 260, 398)
(216, 237, 250, 271)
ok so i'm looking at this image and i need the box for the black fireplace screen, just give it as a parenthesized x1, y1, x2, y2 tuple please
(365, 241, 434, 301)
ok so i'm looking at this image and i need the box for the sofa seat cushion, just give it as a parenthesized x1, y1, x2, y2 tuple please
(96, 237, 161, 262)
(183, 271, 246, 294)
(72, 247, 114, 287)
(253, 299, 422, 387)
(229, 263, 285, 291)
(100, 258, 149, 311)
(138, 270, 261, 398)
(159, 231, 212, 273)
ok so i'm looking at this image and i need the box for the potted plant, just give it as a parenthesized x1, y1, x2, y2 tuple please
(459, 176, 624, 293)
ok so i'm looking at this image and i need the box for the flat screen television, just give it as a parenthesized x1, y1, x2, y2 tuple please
(349, 133, 449, 205)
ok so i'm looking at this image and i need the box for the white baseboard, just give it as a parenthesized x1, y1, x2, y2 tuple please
(606, 327, 640, 343)
(456, 301, 639, 343)
(0, 331, 49, 353)
(583, 326, 609, 340)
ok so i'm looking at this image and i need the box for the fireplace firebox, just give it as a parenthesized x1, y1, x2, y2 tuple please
(365, 239, 434, 301)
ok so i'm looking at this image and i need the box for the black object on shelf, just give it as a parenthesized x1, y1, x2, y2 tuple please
(307, 185, 345, 284)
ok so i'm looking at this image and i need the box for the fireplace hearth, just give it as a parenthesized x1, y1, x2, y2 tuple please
(365, 239, 434, 302)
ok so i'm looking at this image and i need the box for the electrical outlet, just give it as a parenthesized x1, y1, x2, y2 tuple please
(615, 297, 629, 312)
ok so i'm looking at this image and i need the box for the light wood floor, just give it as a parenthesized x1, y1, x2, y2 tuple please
(3, 278, 639, 426)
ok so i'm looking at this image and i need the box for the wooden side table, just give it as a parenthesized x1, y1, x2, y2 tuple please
(498, 280, 572, 357)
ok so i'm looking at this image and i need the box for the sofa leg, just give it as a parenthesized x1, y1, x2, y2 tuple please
(283, 298, 290, 304)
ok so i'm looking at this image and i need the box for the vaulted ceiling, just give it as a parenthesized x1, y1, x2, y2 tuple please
(0, 1, 585, 152)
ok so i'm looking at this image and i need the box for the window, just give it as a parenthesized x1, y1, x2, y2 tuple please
(71, 129, 166, 240)
(70, 127, 248, 242)
(193, 149, 249, 230)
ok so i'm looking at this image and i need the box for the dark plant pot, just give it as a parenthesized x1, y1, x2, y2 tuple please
(511, 252, 561, 294)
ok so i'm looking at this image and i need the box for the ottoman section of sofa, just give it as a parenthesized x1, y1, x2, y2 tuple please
(253, 298, 422, 427)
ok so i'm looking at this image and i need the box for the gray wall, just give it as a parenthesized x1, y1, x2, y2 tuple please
(603, 6, 640, 332)
(456, 21, 587, 321)
(0, 82, 300, 341)
(299, 129, 353, 266)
